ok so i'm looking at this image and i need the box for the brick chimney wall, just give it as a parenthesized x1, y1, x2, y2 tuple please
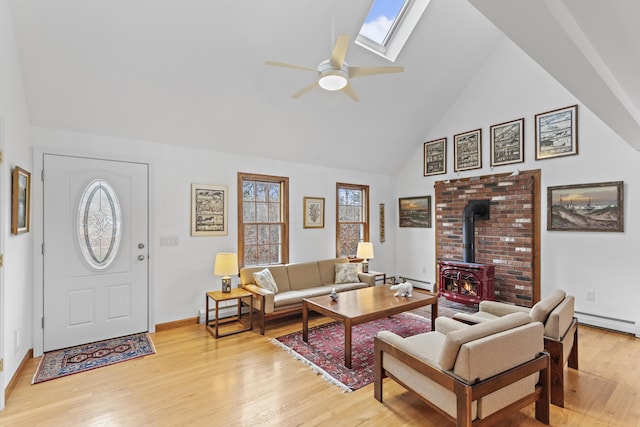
(435, 171, 538, 306)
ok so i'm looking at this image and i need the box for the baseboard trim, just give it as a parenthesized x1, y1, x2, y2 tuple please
(5, 349, 33, 400)
(575, 311, 638, 337)
(155, 317, 199, 332)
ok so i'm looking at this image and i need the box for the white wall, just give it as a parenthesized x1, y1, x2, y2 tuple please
(30, 127, 397, 327)
(396, 38, 640, 335)
(0, 0, 33, 398)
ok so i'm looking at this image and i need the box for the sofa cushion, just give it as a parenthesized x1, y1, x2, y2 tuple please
(530, 289, 566, 324)
(438, 312, 531, 370)
(240, 265, 290, 292)
(286, 261, 322, 290)
(253, 269, 278, 293)
(318, 258, 347, 284)
(335, 263, 359, 284)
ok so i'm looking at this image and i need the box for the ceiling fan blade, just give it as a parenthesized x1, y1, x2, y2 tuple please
(291, 81, 319, 99)
(265, 60, 316, 72)
(330, 33, 350, 68)
(349, 66, 404, 79)
(341, 83, 361, 102)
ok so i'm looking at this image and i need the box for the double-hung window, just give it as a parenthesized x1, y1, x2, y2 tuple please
(238, 173, 289, 267)
(336, 183, 369, 258)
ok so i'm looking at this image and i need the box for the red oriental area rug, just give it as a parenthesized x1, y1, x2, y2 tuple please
(32, 333, 156, 384)
(272, 313, 430, 392)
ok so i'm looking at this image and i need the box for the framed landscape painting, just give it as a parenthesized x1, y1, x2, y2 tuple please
(535, 105, 578, 160)
(191, 184, 228, 236)
(490, 118, 524, 166)
(423, 138, 446, 176)
(303, 196, 324, 228)
(454, 129, 482, 172)
(547, 181, 623, 232)
(399, 196, 431, 228)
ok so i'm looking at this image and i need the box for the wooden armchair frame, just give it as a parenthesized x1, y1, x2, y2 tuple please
(374, 336, 550, 427)
(546, 317, 579, 407)
(455, 313, 579, 407)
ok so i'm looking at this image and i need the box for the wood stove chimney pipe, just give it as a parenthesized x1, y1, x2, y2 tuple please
(462, 200, 490, 263)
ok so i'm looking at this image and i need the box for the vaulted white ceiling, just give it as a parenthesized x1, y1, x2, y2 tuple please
(8, 0, 639, 175)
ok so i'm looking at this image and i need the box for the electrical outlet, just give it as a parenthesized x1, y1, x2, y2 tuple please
(586, 291, 595, 302)
(422, 266, 427, 274)
(15, 329, 20, 353)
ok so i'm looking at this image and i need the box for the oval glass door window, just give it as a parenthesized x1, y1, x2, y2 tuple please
(77, 179, 122, 269)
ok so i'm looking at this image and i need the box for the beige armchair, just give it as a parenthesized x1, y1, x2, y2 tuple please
(374, 313, 550, 426)
(453, 289, 578, 407)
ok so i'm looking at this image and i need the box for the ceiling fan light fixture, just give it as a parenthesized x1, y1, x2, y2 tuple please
(319, 71, 348, 91)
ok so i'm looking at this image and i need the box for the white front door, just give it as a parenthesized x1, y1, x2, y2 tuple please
(43, 154, 149, 352)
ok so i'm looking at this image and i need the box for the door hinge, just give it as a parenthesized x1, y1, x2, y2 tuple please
(0, 150, 3, 164)
(41, 169, 45, 182)
(0, 359, 3, 373)
(42, 243, 45, 255)
(42, 317, 45, 329)
(0, 253, 3, 268)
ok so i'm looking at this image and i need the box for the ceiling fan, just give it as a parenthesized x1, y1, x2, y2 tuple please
(265, 33, 404, 101)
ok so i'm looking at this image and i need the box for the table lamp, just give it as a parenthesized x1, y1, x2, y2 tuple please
(356, 242, 374, 273)
(214, 252, 238, 293)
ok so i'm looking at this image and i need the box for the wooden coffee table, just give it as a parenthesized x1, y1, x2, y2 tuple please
(302, 285, 438, 368)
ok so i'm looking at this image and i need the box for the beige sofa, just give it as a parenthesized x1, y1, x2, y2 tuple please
(374, 312, 550, 426)
(452, 289, 578, 407)
(240, 258, 375, 334)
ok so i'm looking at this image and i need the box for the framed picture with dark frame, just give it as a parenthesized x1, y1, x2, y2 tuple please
(191, 183, 228, 236)
(490, 118, 524, 166)
(303, 196, 324, 228)
(535, 104, 578, 160)
(423, 137, 447, 176)
(454, 129, 482, 172)
(12, 166, 31, 234)
(547, 181, 623, 232)
(399, 196, 431, 228)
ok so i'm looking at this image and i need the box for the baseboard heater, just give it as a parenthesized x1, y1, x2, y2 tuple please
(398, 277, 433, 292)
(198, 305, 250, 325)
(575, 310, 638, 337)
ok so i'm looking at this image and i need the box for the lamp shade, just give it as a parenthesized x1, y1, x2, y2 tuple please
(213, 253, 239, 277)
(356, 242, 374, 260)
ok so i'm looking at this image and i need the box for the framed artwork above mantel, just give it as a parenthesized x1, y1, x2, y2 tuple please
(453, 129, 482, 172)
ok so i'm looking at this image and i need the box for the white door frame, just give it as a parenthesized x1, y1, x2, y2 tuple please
(32, 148, 156, 357)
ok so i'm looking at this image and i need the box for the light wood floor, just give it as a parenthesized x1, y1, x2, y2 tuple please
(1, 313, 639, 426)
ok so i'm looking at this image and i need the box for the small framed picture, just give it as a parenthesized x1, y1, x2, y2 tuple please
(191, 184, 228, 236)
(423, 138, 447, 176)
(547, 181, 623, 232)
(535, 105, 578, 160)
(454, 129, 482, 172)
(490, 118, 524, 166)
(303, 197, 324, 228)
(399, 196, 431, 228)
(12, 166, 31, 234)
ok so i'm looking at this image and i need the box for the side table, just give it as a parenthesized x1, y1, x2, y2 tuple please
(205, 288, 253, 338)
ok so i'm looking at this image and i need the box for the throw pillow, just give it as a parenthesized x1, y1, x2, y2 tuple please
(335, 263, 359, 284)
(253, 269, 278, 293)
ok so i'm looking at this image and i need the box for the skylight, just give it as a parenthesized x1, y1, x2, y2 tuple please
(356, 0, 431, 62)
(359, 0, 407, 46)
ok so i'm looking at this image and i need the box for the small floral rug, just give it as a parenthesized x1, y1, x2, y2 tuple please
(272, 313, 430, 392)
(32, 333, 155, 384)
